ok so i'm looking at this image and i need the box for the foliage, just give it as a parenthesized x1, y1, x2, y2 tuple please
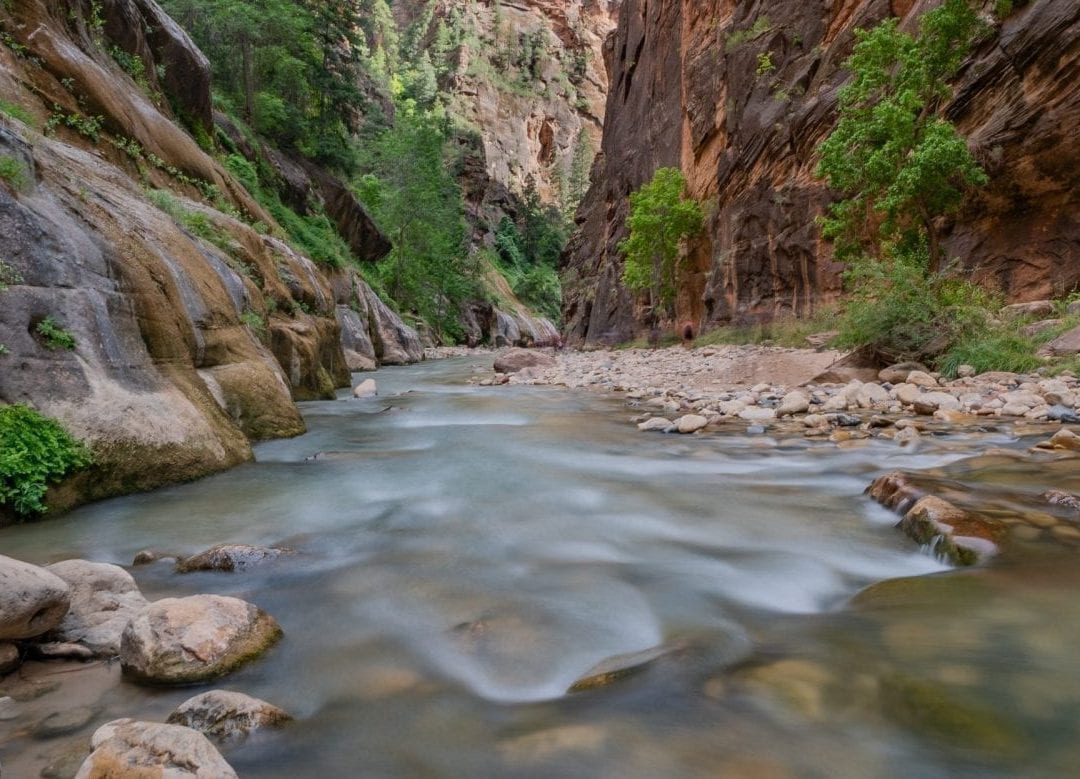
(817, 0, 988, 270)
(35, 317, 77, 350)
(756, 52, 775, 76)
(726, 16, 772, 50)
(45, 108, 104, 141)
(0, 259, 21, 289)
(0, 154, 27, 190)
(240, 308, 266, 335)
(355, 109, 481, 340)
(619, 167, 703, 321)
(0, 98, 34, 126)
(835, 244, 993, 362)
(0, 404, 93, 516)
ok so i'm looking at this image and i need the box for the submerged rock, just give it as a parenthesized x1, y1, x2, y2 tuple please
(167, 690, 291, 742)
(120, 595, 282, 685)
(900, 497, 1004, 566)
(0, 555, 70, 641)
(45, 560, 148, 656)
(75, 719, 237, 779)
(175, 545, 293, 574)
(33, 706, 99, 739)
(568, 643, 683, 693)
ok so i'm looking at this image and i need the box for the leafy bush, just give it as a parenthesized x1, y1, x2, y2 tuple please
(0, 154, 28, 190)
(35, 316, 77, 350)
(0, 404, 92, 516)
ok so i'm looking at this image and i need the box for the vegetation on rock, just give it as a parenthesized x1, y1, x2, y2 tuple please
(619, 167, 703, 329)
(0, 404, 93, 516)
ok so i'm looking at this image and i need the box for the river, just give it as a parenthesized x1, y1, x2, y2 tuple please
(2, 356, 1079, 777)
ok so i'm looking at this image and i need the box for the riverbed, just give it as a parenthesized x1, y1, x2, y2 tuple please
(2, 356, 1079, 777)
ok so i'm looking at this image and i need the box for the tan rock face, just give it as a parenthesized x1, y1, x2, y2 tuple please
(564, 0, 1080, 345)
(120, 595, 282, 685)
(45, 560, 148, 656)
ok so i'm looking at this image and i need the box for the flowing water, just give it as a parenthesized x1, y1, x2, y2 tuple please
(3, 357, 1080, 777)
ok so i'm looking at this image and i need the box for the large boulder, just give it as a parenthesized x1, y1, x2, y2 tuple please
(0, 555, 70, 640)
(167, 690, 291, 742)
(120, 595, 282, 685)
(45, 560, 148, 656)
(75, 719, 237, 779)
(493, 349, 557, 374)
(175, 544, 292, 574)
(1042, 325, 1080, 357)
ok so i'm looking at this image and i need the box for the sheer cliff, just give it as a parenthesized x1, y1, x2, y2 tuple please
(562, 0, 1079, 345)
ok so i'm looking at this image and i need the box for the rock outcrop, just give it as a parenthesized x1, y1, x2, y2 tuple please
(563, 0, 1080, 345)
(0, 0, 419, 519)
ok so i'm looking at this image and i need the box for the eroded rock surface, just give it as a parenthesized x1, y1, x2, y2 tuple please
(75, 719, 237, 779)
(44, 560, 148, 656)
(167, 690, 290, 742)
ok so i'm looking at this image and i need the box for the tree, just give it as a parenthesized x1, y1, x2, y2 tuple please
(816, 0, 988, 272)
(619, 167, 703, 327)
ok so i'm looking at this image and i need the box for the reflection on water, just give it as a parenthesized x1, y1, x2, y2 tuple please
(2, 357, 1079, 777)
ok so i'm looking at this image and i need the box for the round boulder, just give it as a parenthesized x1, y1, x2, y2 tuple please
(120, 595, 282, 685)
(75, 719, 237, 779)
(167, 690, 291, 742)
(0, 554, 70, 640)
(493, 348, 556, 374)
(45, 560, 148, 656)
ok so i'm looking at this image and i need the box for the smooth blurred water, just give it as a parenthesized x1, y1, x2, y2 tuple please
(3, 357, 1080, 778)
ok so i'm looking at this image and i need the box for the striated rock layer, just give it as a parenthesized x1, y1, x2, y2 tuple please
(562, 0, 1080, 345)
(0, 0, 419, 520)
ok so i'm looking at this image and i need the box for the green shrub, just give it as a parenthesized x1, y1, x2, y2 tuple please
(0, 99, 34, 126)
(0, 404, 92, 516)
(0, 154, 28, 190)
(240, 308, 266, 335)
(35, 316, 77, 350)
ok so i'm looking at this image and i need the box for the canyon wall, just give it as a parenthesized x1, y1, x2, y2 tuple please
(562, 0, 1080, 345)
(0, 0, 419, 519)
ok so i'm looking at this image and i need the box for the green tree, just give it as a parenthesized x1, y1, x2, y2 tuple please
(619, 167, 703, 325)
(816, 0, 988, 271)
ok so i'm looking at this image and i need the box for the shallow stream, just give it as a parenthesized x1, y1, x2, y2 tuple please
(3, 357, 1080, 777)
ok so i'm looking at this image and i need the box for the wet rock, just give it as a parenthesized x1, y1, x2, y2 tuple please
(132, 550, 175, 566)
(75, 719, 237, 779)
(167, 690, 290, 742)
(674, 414, 708, 434)
(40, 738, 91, 779)
(0, 695, 18, 720)
(0, 555, 71, 641)
(493, 348, 557, 374)
(637, 417, 673, 432)
(0, 641, 19, 675)
(30, 643, 96, 661)
(175, 544, 292, 574)
(740, 659, 833, 721)
(45, 561, 148, 656)
(499, 724, 609, 767)
(828, 413, 863, 428)
(899, 497, 1005, 566)
(33, 707, 99, 739)
(879, 673, 1026, 757)
(878, 362, 929, 385)
(776, 391, 810, 417)
(568, 644, 682, 693)
(120, 595, 282, 685)
(1041, 490, 1080, 511)
(895, 427, 921, 446)
(352, 378, 378, 398)
(868, 472, 926, 513)
(1048, 429, 1080, 452)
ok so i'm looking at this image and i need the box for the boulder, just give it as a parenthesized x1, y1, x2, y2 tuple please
(167, 690, 291, 742)
(1043, 325, 1080, 357)
(493, 349, 557, 374)
(637, 417, 673, 432)
(352, 379, 378, 399)
(175, 545, 292, 574)
(0, 641, 19, 675)
(854, 382, 889, 409)
(674, 414, 708, 434)
(776, 391, 810, 417)
(45, 560, 148, 656)
(120, 595, 282, 685)
(1003, 300, 1055, 318)
(905, 370, 939, 388)
(0, 555, 70, 640)
(1048, 429, 1080, 452)
(738, 407, 777, 423)
(899, 496, 1006, 566)
(878, 362, 928, 384)
(75, 719, 237, 779)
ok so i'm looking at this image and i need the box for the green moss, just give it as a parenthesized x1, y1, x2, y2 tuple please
(0, 99, 34, 127)
(0, 404, 93, 516)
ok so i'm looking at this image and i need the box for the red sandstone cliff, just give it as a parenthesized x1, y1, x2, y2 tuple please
(562, 0, 1079, 345)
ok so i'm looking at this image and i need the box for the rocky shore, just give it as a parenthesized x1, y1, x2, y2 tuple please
(471, 345, 1080, 567)
(0, 547, 292, 778)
